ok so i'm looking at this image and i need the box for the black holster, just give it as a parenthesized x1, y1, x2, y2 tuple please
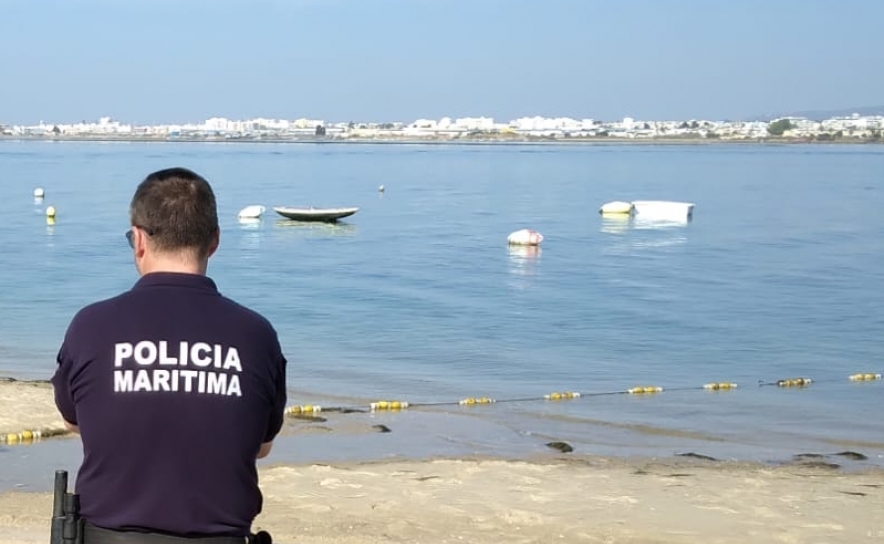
(50, 470, 84, 544)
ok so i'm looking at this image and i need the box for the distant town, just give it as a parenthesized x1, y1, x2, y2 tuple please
(1, 113, 882, 144)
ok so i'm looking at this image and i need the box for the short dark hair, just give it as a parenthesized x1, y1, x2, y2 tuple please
(130, 167, 219, 257)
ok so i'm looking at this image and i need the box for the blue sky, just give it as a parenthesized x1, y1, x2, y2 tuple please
(0, 0, 882, 124)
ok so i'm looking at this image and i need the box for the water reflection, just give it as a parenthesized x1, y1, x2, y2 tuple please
(507, 245, 541, 276)
(240, 230, 262, 254)
(600, 214, 633, 234)
(45, 222, 56, 248)
(601, 215, 690, 253)
(274, 220, 357, 238)
(237, 217, 262, 229)
(633, 216, 691, 230)
(601, 214, 692, 234)
(630, 233, 687, 249)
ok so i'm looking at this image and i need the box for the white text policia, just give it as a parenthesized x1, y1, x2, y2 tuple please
(113, 341, 243, 397)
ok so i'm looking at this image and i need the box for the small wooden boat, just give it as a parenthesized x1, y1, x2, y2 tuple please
(273, 206, 359, 222)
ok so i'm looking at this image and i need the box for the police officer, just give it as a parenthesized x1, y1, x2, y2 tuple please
(51, 167, 287, 542)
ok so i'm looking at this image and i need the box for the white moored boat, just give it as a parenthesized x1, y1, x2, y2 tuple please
(631, 200, 695, 220)
(273, 206, 359, 222)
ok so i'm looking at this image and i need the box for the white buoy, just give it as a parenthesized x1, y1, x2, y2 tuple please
(237, 205, 266, 219)
(45, 205, 57, 219)
(378, 185, 385, 193)
(33, 187, 45, 198)
(507, 229, 543, 246)
(599, 201, 634, 215)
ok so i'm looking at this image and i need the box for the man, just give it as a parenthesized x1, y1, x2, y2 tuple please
(51, 167, 288, 541)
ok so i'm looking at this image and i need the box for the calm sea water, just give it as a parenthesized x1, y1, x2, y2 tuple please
(2, 140, 883, 487)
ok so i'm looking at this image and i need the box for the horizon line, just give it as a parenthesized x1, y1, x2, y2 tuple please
(5, 106, 884, 128)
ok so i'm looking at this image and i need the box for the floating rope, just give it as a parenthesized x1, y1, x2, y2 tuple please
(283, 372, 880, 414)
(2, 373, 880, 446)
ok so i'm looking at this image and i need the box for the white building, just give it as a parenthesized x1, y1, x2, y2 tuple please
(452, 117, 496, 131)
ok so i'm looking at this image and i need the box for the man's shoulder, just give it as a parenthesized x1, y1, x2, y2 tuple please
(67, 287, 280, 339)
(215, 294, 278, 333)
(69, 292, 132, 325)
(202, 294, 285, 359)
(61, 292, 134, 349)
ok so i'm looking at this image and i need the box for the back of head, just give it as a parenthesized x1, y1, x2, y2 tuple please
(130, 167, 219, 259)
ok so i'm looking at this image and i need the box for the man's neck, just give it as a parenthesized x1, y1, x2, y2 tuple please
(138, 254, 208, 276)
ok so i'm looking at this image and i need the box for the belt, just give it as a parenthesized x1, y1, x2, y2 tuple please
(83, 523, 271, 544)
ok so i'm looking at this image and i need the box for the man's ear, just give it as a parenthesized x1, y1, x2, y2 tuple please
(207, 228, 220, 258)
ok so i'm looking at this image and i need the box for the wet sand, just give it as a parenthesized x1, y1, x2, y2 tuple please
(3, 380, 883, 543)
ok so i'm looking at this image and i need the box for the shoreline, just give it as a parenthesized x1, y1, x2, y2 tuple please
(2, 134, 883, 147)
(2, 455, 882, 544)
(3, 378, 882, 481)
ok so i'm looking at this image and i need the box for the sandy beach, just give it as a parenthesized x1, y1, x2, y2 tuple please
(2, 380, 883, 544)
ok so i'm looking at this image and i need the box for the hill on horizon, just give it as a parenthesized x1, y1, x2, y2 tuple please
(749, 105, 884, 122)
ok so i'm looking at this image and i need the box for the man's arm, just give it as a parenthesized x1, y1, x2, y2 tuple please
(52, 343, 80, 434)
(257, 441, 273, 459)
(63, 421, 80, 434)
(259, 348, 287, 460)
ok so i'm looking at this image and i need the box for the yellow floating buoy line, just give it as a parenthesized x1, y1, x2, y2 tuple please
(284, 404, 323, 415)
(757, 373, 880, 387)
(544, 391, 581, 400)
(849, 373, 882, 381)
(281, 373, 881, 416)
(758, 377, 815, 387)
(459, 397, 496, 406)
(627, 386, 664, 394)
(703, 382, 738, 390)
(0, 428, 69, 446)
(370, 401, 410, 411)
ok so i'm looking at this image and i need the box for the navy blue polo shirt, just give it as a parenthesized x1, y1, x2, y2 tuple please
(51, 272, 287, 537)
